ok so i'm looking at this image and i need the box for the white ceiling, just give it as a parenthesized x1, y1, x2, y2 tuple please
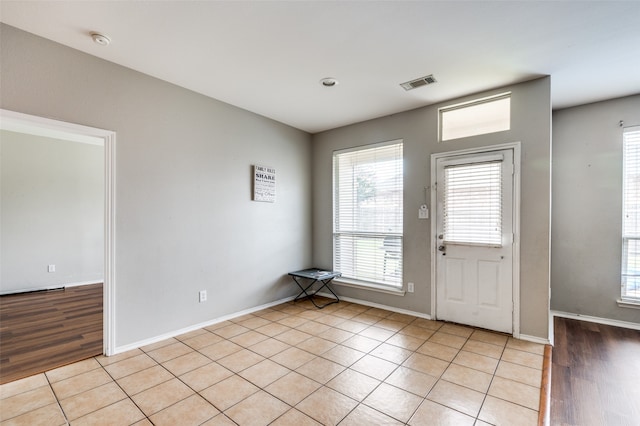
(2, 1, 639, 133)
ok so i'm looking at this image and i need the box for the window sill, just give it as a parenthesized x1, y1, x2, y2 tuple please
(332, 278, 406, 296)
(617, 299, 640, 310)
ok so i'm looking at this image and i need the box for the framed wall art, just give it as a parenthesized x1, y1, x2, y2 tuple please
(253, 164, 276, 202)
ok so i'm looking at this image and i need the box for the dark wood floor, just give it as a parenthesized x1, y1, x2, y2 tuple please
(551, 316, 640, 426)
(0, 283, 103, 384)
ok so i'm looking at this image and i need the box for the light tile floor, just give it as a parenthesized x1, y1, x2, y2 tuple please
(0, 298, 545, 425)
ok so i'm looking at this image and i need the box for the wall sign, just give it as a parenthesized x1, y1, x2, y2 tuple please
(253, 164, 276, 202)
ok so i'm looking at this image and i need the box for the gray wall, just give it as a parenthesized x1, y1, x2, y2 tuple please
(1, 130, 104, 294)
(0, 24, 312, 348)
(312, 77, 552, 339)
(552, 95, 640, 323)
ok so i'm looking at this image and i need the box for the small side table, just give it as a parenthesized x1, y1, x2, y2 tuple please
(288, 268, 341, 309)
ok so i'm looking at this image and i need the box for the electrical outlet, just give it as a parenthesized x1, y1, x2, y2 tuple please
(48, 264, 56, 273)
(407, 282, 414, 293)
(199, 290, 207, 303)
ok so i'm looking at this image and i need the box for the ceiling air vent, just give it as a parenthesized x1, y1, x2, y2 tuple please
(400, 74, 437, 91)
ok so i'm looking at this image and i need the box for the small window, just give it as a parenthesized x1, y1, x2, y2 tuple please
(439, 93, 511, 141)
(622, 126, 640, 302)
(333, 141, 403, 288)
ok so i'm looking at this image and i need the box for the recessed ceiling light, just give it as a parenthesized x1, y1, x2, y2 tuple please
(320, 78, 339, 87)
(91, 32, 111, 46)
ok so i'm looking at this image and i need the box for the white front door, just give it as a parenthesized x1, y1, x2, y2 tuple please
(435, 149, 514, 333)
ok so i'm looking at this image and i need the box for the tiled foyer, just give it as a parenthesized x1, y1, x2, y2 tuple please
(0, 298, 544, 425)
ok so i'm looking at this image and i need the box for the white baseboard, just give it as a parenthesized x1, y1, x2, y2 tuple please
(519, 334, 550, 345)
(0, 284, 63, 295)
(0, 280, 103, 296)
(65, 280, 103, 288)
(112, 295, 296, 355)
(316, 291, 431, 320)
(552, 310, 640, 331)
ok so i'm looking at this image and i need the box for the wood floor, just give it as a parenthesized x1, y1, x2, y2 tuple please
(551, 316, 640, 426)
(0, 283, 103, 384)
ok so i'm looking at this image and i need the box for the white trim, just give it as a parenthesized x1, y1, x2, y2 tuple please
(0, 285, 64, 295)
(104, 130, 116, 356)
(113, 295, 296, 355)
(1, 110, 105, 145)
(439, 92, 512, 114)
(552, 310, 640, 331)
(430, 142, 522, 338)
(617, 299, 640, 310)
(332, 278, 406, 296)
(519, 334, 550, 345)
(438, 92, 512, 142)
(438, 152, 505, 167)
(332, 138, 403, 156)
(548, 310, 555, 347)
(0, 109, 117, 357)
(0, 281, 102, 295)
(512, 142, 522, 338)
(0, 281, 103, 295)
(316, 292, 431, 319)
(65, 280, 103, 288)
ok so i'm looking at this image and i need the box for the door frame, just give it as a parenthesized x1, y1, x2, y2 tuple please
(430, 142, 521, 337)
(1, 109, 117, 355)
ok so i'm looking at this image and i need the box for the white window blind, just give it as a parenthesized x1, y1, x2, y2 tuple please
(622, 126, 640, 301)
(333, 142, 403, 288)
(443, 160, 503, 246)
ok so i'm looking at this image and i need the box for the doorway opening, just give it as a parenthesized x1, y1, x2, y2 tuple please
(0, 109, 115, 382)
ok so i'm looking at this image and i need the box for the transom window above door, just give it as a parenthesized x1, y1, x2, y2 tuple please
(439, 93, 511, 141)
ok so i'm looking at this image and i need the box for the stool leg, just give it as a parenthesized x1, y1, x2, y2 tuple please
(293, 277, 317, 302)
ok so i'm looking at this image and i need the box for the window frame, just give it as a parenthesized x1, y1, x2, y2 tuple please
(621, 125, 640, 303)
(438, 92, 511, 142)
(332, 140, 404, 290)
(443, 158, 504, 248)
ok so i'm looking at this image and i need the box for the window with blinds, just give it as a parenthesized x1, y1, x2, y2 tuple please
(333, 141, 403, 288)
(622, 126, 640, 301)
(443, 160, 503, 246)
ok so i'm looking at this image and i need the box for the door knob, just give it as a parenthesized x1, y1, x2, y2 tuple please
(438, 245, 446, 252)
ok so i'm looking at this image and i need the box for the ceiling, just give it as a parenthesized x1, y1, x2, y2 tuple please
(1, 1, 639, 133)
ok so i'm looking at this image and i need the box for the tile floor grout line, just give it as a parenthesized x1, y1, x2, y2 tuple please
(180, 325, 303, 424)
(110, 344, 230, 425)
(472, 335, 507, 425)
(273, 309, 393, 424)
(94, 355, 151, 425)
(345, 362, 401, 422)
(149, 350, 228, 423)
(44, 371, 71, 426)
(420, 334, 470, 424)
